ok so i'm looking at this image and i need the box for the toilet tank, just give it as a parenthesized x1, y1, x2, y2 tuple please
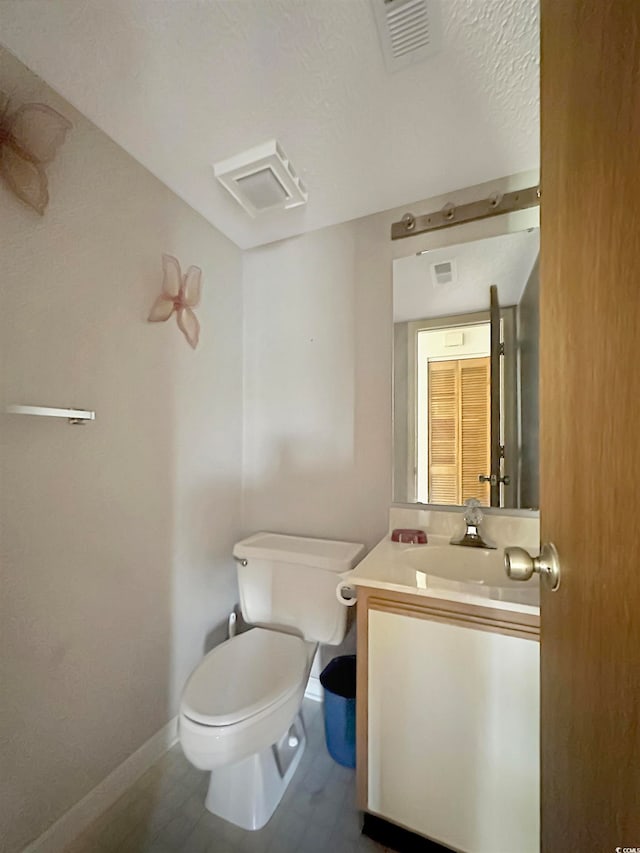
(232, 532, 365, 645)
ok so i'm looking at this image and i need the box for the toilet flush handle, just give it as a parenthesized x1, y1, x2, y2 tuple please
(233, 556, 248, 567)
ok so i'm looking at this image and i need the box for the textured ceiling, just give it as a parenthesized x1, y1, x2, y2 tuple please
(0, 0, 539, 249)
(393, 228, 540, 322)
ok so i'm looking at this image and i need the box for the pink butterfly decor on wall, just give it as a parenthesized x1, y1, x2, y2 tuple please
(0, 91, 72, 215)
(147, 254, 203, 350)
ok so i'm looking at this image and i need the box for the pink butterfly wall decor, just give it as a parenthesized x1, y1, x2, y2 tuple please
(0, 91, 72, 215)
(148, 254, 202, 350)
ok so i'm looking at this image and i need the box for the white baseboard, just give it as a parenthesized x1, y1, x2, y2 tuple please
(305, 675, 323, 702)
(22, 717, 178, 853)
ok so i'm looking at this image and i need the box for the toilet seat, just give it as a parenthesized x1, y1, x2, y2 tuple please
(180, 627, 309, 727)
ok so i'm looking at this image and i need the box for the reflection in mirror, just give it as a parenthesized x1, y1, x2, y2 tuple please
(393, 229, 539, 509)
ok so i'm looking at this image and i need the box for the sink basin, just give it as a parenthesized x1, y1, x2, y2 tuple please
(344, 535, 541, 610)
(401, 544, 537, 590)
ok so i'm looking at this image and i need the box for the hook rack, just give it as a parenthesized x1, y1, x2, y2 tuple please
(391, 185, 540, 240)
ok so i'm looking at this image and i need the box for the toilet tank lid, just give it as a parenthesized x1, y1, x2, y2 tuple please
(233, 532, 365, 573)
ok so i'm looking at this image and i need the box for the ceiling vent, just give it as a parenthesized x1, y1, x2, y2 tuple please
(213, 140, 308, 217)
(431, 259, 457, 287)
(371, 0, 442, 73)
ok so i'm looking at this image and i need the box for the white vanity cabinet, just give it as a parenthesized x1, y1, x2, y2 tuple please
(357, 587, 540, 853)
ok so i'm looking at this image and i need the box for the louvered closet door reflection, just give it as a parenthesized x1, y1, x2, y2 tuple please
(460, 358, 490, 506)
(428, 361, 459, 504)
(427, 357, 490, 506)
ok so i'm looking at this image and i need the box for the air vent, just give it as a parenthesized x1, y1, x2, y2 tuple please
(371, 0, 442, 73)
(213, 140, 308, 217)
(431, 259, 456, 287)
(444, 331, 464, 348)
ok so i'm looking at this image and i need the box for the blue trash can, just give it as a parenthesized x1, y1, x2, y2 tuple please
(320, 655, 357, 768)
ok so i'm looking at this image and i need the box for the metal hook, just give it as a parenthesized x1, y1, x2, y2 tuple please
(401, 212, 416, 231)
(442, 202, 456, 221)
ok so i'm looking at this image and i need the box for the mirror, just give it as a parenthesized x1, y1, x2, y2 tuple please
(393, 228, 539, 509)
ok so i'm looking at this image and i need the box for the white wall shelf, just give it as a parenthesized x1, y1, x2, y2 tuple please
(5, 405, 96, 425)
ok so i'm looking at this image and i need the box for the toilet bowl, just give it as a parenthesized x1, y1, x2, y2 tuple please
(180, 627, 316, 770)
(179, 532, 365, 830)
(179, 627, 316, 829)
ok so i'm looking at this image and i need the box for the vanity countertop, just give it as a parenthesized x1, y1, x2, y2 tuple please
(346, 534, 540, 616)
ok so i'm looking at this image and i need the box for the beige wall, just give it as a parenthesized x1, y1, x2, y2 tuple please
(0, 48, 243, 853)
(242, 220, 392, 550)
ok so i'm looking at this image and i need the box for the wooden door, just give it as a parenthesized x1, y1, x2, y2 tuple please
(428, 360, 459, 504)
(540, 1, 640, 849)
(459, 358, 490, 506)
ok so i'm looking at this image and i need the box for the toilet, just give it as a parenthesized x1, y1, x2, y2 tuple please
(179, 531, 365, 830)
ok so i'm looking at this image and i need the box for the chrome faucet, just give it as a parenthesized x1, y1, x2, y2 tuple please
(450, 499, 496, 550)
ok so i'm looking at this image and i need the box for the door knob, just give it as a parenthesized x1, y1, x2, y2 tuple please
(504, 543, 561, 591)
(478, 473, 511, 486)
(478, 473, 495, 485)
